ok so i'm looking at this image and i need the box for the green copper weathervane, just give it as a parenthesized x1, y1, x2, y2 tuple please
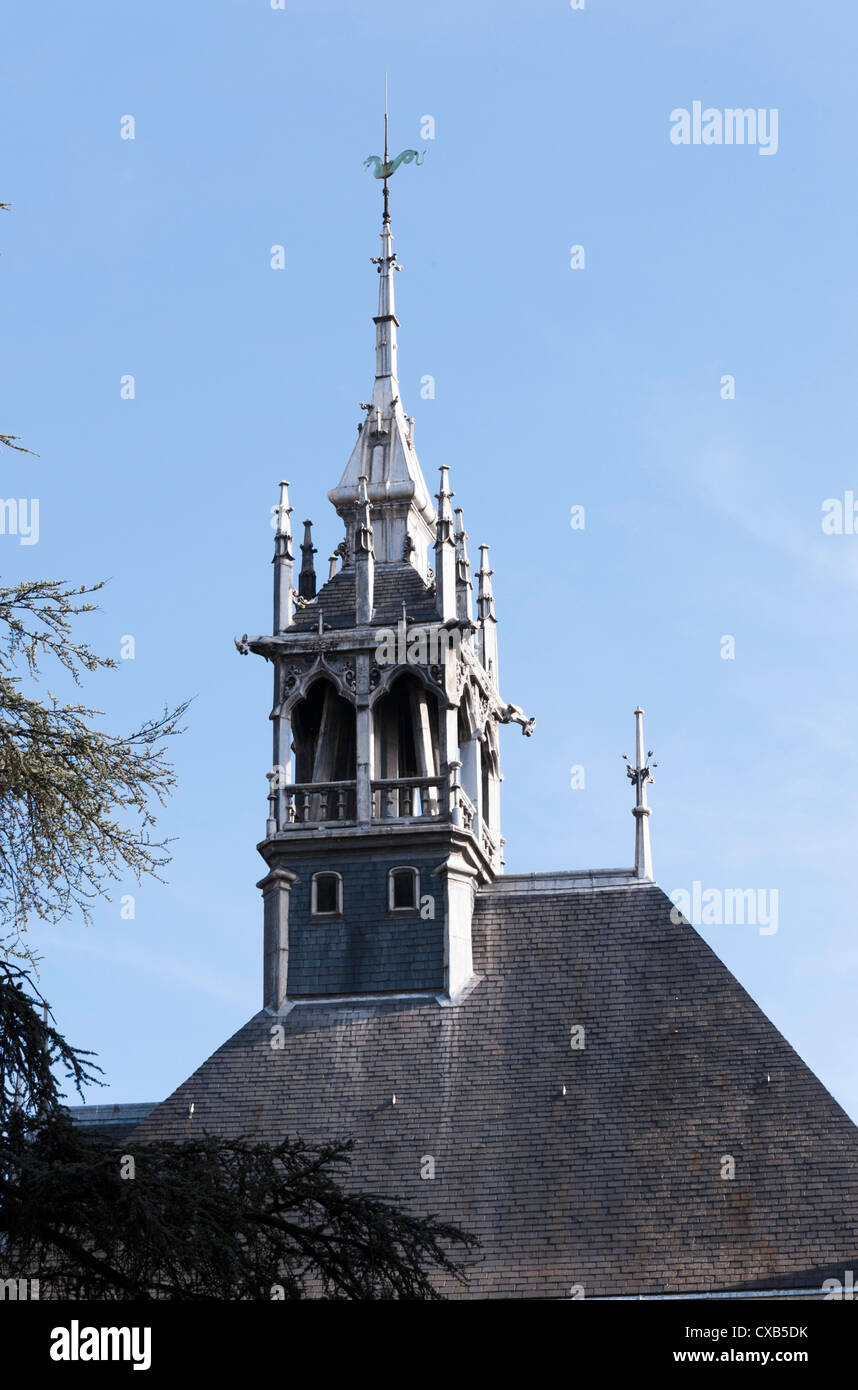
(364, 74, 425, 222)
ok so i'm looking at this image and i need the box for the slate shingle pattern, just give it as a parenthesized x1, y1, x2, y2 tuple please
(133, 882, 858, 1297)
(291, 565, 438, 631)
(287, 854, 442, 995)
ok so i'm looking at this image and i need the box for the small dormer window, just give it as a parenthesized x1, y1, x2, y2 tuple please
(389, 866, 419, 912)
(311, 871, 342, 916)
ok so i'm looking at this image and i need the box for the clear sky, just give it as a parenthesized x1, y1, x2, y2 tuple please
(3, 0, 858, 1121)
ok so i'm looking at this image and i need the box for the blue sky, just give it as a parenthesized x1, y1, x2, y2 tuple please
(3, 0, 858, 1121)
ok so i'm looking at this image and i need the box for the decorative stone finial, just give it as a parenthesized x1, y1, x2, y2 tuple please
(623, 707, 657, 881)
(476, 544, 499, 681)
(299, 520, 317, 600)
(275, 481, 293, 549)
(477, 544, 496, 621)
(454, 506, 473, 624)
(434, 466, 457, 621)
(273, 482, 295, 634)
(436, 466, 454, 527)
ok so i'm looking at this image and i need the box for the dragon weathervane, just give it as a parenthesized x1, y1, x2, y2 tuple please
(364, 74, 425, 221)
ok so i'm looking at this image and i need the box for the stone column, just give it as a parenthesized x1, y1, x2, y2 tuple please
(355, 650, 373, 824)
(271, 663, 292, 832)
(354, 477, 375, 625)
(484, 769, 501, 839)
(435, 851, 477, 998)
(481, 720, 502, 848)
(438, 703, 459, 816)
(460, 733, 483, 828)
(258, 866, 298, 1010)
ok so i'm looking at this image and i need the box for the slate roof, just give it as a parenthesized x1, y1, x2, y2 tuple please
(291, 563, 438, 631)
(132, 880, 858, 1298)
(68, 1103, 157, 1144)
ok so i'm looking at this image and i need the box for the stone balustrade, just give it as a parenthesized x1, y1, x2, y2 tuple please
(267, 771, 500, 866)
(280, 781, 357, 825)
(371, 776, 445, 820)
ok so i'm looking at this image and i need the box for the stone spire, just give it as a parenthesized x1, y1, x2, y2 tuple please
(624, 707, 657, 881)
(434, 466, 457, 622)
(298, 520, 317, 600)
(327, 144, 435, 572)
(237, 114, 536, 1011)
(272, 480, 294, 634)
(454, 506, 474, 624)
(477, 543, 498, 679)
(372, 216, 399, 400)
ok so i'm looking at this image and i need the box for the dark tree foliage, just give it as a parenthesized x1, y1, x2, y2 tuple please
(0, 960, 102, 1131)
(2, 202, 188, 946)
(0, 198, 475, 1300)
(0, 578, 190, 947)
(0, 703, 475, 1302)
(0, 962, 476, 1299)
(1, 1119, 476, 1300)
(0, 799, 476, 1302)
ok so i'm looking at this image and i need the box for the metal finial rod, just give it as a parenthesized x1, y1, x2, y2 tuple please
(383, 72, 390, 224)
(625, 707, 656, 881)
(634, 707, 647, 807)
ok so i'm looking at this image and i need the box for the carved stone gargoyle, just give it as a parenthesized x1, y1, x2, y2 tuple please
(501, 703, 535, 737)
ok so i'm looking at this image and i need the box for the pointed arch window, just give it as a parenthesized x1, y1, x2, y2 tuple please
(290, 677, 357, 821)
(373, 672, 440, 818)
(292, 679, 356, 785)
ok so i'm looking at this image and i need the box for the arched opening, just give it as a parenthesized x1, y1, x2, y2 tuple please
(290, 678, 356, 820)
(311, 871, 343, 916)
(481, 720, 500, 831)
(388, 866, 419, 911)
(481, 751, 491, 828)
(373, 672, 440, 818)
(457, 701, 483, 829)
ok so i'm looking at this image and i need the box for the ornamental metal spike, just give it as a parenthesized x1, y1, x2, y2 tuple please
(624, 707, 656, 881)
(363, 74, 425, 225)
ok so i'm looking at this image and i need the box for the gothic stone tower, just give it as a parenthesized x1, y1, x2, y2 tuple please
(134, 161, 858, 1301)
(238, 197, 533, 1008)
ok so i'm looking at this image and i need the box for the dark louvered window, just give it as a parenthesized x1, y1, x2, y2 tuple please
(313, 872, 340, 915)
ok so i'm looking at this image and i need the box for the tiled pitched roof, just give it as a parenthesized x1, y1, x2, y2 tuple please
(292, 564, 438, 631)
(132, 883, 858, 1298)
(68, 1103, 157, 1144)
